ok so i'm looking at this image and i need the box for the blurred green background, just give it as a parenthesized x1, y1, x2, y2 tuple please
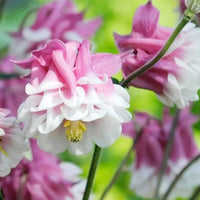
(2, 0, 199, 200)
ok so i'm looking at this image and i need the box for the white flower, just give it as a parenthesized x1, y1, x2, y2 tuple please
(185, 0, 200, 13)
(16, 39, 131, 155)
(0, 108, 28, 177)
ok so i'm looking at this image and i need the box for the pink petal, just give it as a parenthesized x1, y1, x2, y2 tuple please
(91, 53, 121, 77)
(32, 39, 66, 66)
(74, 40, 91, 79)
(132, 1, 160, 37)
(52, 50, 76, 96)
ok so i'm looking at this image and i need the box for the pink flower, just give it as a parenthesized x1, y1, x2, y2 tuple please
(0, 140, 87, 200)
(0, 108, 28, 177)
(10, 0, 101, 59)
(0, 56, 27, 116)
(114, 1, 200, 108)
(124, 108, 200, 199)
(15, 39, 131, 155)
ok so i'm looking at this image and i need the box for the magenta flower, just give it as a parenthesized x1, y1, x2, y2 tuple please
(0, 108, 28, 177)
(114, 1, 200, 108)
(10, 0, 101, 59)
(0, 140, 87, 200)
(15, 39, 131, 155)
(123, 108, 200, 199)
(0, 56, 27, 116)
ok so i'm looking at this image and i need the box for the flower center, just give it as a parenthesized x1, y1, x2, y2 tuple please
(0, 139, 8, 156)
(64, 120, 86, 142)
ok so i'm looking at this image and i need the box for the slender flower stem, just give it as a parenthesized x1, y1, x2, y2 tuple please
(189, 185, 200, 200)
(19, 7, 38, 30)
(99, 143, 133, 200)
(120, 9, 194, 87)
(154, 109, 179, 200)
(82, 145, 102, 200)
(0, 73, 19, 79)
(0, 0, 6, 22)
(99, 130, 142, 200)
(0, 191, 3, 200)
(161, 153, 200, 200)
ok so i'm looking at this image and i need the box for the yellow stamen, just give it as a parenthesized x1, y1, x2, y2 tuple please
(0, 144, 8, 156)
(64, 120, 86, 142)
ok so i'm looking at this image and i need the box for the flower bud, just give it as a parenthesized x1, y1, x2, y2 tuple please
(185, 0, 200, 14)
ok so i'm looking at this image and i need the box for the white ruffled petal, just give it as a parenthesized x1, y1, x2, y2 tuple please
(86, 114, 122, 148)
(60, 105, 88, 121)
(65, 132, 93, 155)
(59, 87, 85, 108)
(37, 125, 68, 154)
(38, 108, 63, 134)
(32, 90, 63, 112)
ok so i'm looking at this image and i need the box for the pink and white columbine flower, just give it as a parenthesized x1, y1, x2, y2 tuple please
(15, 39, 131, 155)
(123, 108, 200, 199)
(0, 140, 87, 200)
(0, 56, 27, 116)
(0, 108, 28, 177)
(10, 0, 101, 59)
(114, 1, 200, 108)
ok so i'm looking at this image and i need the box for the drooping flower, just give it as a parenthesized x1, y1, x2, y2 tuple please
(178, 0, 200, 25)
(9, 0, 101, 59)
(185, 0, 200, 14)
(123, 107, 200, 199)
(0, 139, 87, 200)
(15, 39, 131, 155)
(0, 108, 28, 177)
(0, 56, 27, 116)
(114, 1, 200, 108)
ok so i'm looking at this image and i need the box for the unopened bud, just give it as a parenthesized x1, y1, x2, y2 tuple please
(185, 0, 200, 14)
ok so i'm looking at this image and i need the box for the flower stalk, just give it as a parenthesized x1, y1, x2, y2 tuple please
(99, 142, 134, 200)
(82, 145, 102, 200)
(161, 153, 200, 200)
(0, 73, 19, 79)
(0, 0, 6, 22)
(99, 129, 142, 200)
(189, 185, 200, 200)
(154, 109, 180, 200)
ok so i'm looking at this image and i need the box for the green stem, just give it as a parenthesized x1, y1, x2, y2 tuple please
(0, 73, 19, 79)
(82, 145, 102, 200)
(0, 0, 6, 22)
(99, 130, 142, 200)
(0, 190, 3, 200)
(99, 143, 133, 200)
(154, 109, 179, 200)
(19, 7, 38, 30)
(189, 186, 200, 200)
(161, 153, 200, 200)
(120, 9, 194, 88)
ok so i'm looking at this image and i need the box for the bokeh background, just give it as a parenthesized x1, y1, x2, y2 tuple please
(1, 0, 200, 199)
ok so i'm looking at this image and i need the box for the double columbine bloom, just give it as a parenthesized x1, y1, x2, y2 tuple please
(115, 1, 200, 108)
(123, 108, 200, 199)
(15, 39, 131, 155)
(0, 140, 87, 200)
(10, 0, 101, 58)
(0, 108, 28, 177)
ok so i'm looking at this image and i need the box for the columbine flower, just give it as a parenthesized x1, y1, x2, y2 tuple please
(0, 139, 87, 200)
(0, 108, 28, 177)
(123, 108, 200, 199)
(0, 56, 27, 116)
(185, 0, 200, 14)
(15, 39, 131, 155)
(114, 1, 200, 108)
(9, 0, 101, 59)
